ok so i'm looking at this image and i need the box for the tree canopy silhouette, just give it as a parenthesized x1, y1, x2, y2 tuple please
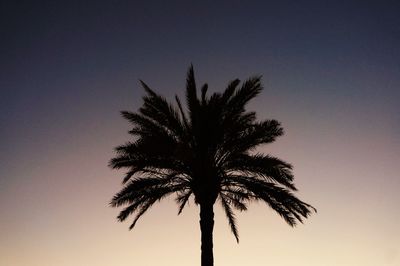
(109, 65, 316, 266)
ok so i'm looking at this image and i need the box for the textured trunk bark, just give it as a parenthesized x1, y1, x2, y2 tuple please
(200, 202, 214, 266)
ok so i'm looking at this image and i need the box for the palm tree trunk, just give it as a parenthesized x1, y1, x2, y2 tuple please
(200, 202, 214, 266)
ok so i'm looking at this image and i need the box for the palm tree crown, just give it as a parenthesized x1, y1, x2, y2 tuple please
(109, 65, 315, 265)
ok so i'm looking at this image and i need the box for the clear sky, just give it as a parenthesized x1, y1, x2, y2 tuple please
(1, 1, 399, 265)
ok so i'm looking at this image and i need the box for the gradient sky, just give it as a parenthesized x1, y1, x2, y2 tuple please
(1, 1, 399, 265)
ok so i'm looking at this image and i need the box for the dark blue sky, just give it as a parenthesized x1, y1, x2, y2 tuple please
(1, 1, 399, 265)
(1, 0, 399, 167)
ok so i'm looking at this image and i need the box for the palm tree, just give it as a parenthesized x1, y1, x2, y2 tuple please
(109, 65, 315, 266)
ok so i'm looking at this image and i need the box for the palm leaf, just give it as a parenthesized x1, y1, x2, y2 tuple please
(220, 194, 240, 242)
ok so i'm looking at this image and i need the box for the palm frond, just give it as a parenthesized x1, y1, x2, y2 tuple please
(225, 153, 296, 190)
(227, 119, 283, 155)
(121, 111, 166, 137)
(220, 189, 248, 211)
(138, 83, 186, 140)
(224, 76, 262, 119)
(128, 198, 157, 229)
(176, 190, 192, 215)
(201, 83, 208, 105)
(110, 175, 187, 207)
(112, 175, 189, 229)
(230, 76, 262, 107)
(221, 79, 240, 104)
(220, 194, 240, 242)
(185, 64, 199, 124)
(225, 175, 315, 226)
(175, 95, 190, 131)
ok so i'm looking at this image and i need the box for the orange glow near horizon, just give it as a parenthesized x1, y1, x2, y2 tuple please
(1, 104, 399, 265)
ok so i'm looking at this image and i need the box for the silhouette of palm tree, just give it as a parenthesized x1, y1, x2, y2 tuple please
(109, 65, 316, 266)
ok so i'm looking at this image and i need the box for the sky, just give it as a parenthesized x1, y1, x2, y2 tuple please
(1, 1, 399, 265)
